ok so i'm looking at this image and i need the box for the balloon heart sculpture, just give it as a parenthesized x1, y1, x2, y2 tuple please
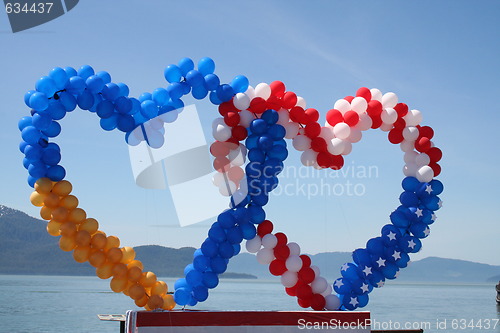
(19, 57, 443, 311)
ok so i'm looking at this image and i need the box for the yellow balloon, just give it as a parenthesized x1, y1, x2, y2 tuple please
(127, 260, 144, 271)
(34, 177, 53, 194)
(140, 272, 157, 288)
(147, 295, 164, 310)
(107, 247, 123, 264)
(78, 218, 98, 235)
(30, 191, 45, 207)
(73, 246, 91, 263)
(43, 193, 60, 208)
(68, 208, 87, 224)
(110, 277, 128, 293)
(104, 236, 120, 251)
(121, 247, 135, 264)
(75, 230, 91, 247)
(89, 250, 106, 268)
(52, 180, 72, 196)
(46, 220, 62, 236)
(96, 262, 114, 279)
(112, 263, 128, 278)
(162, 294, 176, 310)
(128, 284, 146, 301)
(51, 206, 69, 222)
(128, 266, 143, 283)
(151, 281, 167, 296)
(40, 206, 53, 220)
(59, 235, 76, 252)
(59, 222, 77, 237)
(134, 295, 148, 307)
(60, 195, 79, 210)
(91, 233, 107, 250)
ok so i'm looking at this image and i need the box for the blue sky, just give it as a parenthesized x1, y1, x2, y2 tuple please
(1, 0, 499, 266)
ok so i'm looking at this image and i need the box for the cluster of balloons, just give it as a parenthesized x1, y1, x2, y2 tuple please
(20, 57, 443, 311)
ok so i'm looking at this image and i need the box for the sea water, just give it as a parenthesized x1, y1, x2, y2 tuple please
(0, 275, 498, 333)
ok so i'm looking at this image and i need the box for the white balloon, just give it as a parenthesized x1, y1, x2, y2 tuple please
(256, 248, 275, 265)
(328, 138, 345, 155)
(213, 124, 232, 141)
(400, 140, 415, 152)
(245, 236, 262, 253)
(379, 122, 393, 132)
(212, 172, 225, 186)
(321, 283, 333, 297)
(230, 188, 248, 208)
(403, 163, 418, 177)
(159, 110, 178, 123)
(333, 122, 351, 140)
(244, 86, 256, 100)
(310, 265, 321, 276)
(347, 128, 362, 143)
(402, 126, 419, 141)
(277, 109, 290, 125)
(301, 149, 318, 166)
(239, 110, 255, 128)
(233, 92, 250, 110)
(219, 180, 236, 196)
(255, 83, 271, 100)
(287, 242, 301, 256)
(281, 271, 298, 288)
(262, 234, 278, 249)
(381, 108, 398, 124)
(311, 277, 328, 294)
(325, 294, 341, 310)
(355, 113, 372, 131)
(284, 122, 300, 139)
(285, 255, 303, 272)
(148, 117, 164, 130)
(416, 165, 434, 182)
(296, 96, 307, 109)
(228, 146, 246, 166)
(292, 135, 311, 151)
(212, 117, 225, 130)
(370, 88, 382, 102)
(382, 92, 398, 108)
(403, 151, 418, 164)
(341, 141, 353, 155)
(333, 99, 351, 113)
(415, 153, 430, 167)
(351, 97, 368, 114)
(404, 109, 423, 126)
(320, 126, 335, 141)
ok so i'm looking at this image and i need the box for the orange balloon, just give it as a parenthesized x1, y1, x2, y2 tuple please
(127, 260, 144, 271)
(91, 233, 107, 250)
(30, 191, 45, 207)
(110, 276, 128, 293)
(162, 294, 176, 310)
(73, 246, 91, 263)
(44, 193, 60, 208)
(128, 284, 146, 301)
(96, 262, 114, 279)
(134, 295, 148, 307)
(104, 236, 120, 251)
(107, 247, 123, 263)
(34, 177, 53, 194)
(59, 235, 76, 251)
(60, 195, 79, 210)
(59, 222, 77, 237)
(89, 250, 106, 268)
(151, 281, 168, 296)
(112, 263, 128, 278)
(147, 294, 164, 310)
(128, 266, 143, 282)
(78, 218, 98, 234)
(140, 272, 157, 288)
(51, 206, 69, 222)
(75, 230, 91, 247)
(40, 206, 53, 220)
(47, 220, 62, 236)
(68, 208, 87, 224)
(121, 247, 135, 264)
(52, 180, 72, 196)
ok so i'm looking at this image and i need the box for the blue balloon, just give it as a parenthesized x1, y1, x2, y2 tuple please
(18, 116, 32, 131)
(164, 64, 182, 83)
(32, 113, 52, 130)
(239, 222, 257, 240)
(357, 293, 369, 307)
(102, 83, 120, 101)
(58, 91, 77, 111)
(192, 85, 208, 100)
(35, 76, 57, 96)
(204, 74, 220, 91)
(402, 176, 420, 192)
(248, 204, 265, 224)
(178, 57, 194, 76)
(85, 75, 105, 93)
(66, 76, 86, 95)
(341, 263, 363, 282)
(42, 121, 61, 137)
(63, 67, 77, 77)
(398, 235, 422, 253)
(394, 251, 410, 268)
(399, 191, 419, 207)
(46, 165, 65, 181)
(24, 90, 36, 107)
(21, 126, 42, 145)
(100, 114, 118, 131)
(186, 70, 204, 87)
(367, 270, 385, 288)
(333, 278, 352, 294)
(152, 88, 169, 106)
(77, 65, 94, 80)
(216, 84, 234, 102)
(261, 109, 279, 125)
(210, 256, 227, 274)
(230, 75, 249, 93)
(186, 269, 203, 286)
(381, 224, 401, 246)
(248, 148, 266, 163)
(28, 162, 47, 179)
(208, 223, 227, 243)
(49, 67, 69, 90)
(174, 288, 192, 306)
(167, 82, 184, 100)
(27, 175, 37, 187)
(174, 278, 190, 290)
(192, 285, 209, 302)
(202, 272, 219, 289)
(117, 114, 135, 132)
(47, 100, 66, 120)
(350, 278, 372, 295)
(225, 226, 243, 244)
(193, 248, 203, 258)
(389, 209, 411, 229)
(257, 135, 273, 151)
(139, 92, 152, 102)
(201, 238, 218, 258)
(250, 119, 267, 135)
(366, 237, 384, 255)
(217, 211, 236, 229)
(97, 100, 115, 119)
(96, 71, 111, 84)
(140, 100, 158, 119)
(251, 192, 269, 206)
(24, 145, 42, 161)
(117, 83, 129, 97)
(198, 57, 215, 76)
(209, 90, 222, 105)
(245, 135, 259, 150)
(193, 255, 210, 272)
(352, 248, 372, 268)
(429, 179, 444, 195)
(268, 124, 286, 140)
(218, 241, 234, 259)
(409, 222, 430, 239)
(23, 157, 30, 169)
(233, 243, 241, 256)
(29, 92, 49, 111)
(422, 195, 441, 211)
(77, 90, 95, 110)
(42, 148, 61, 166)
(381, 262, 399, 279)
(113, 96, 132, 114)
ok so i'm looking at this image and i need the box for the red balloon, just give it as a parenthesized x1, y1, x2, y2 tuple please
(289, 106, 308, 124)
(274, 245, 290, 260)
(316, 152, 333, 168)
(305, 108, 320, 123)
(298, 267, 315, 284)
(415, 137, 431, 152)
(210, 141, 230, 157)
(270, 81, 286, 98)
(367, 100, 382, 115)
(248, 97, 266, 114)
(394, 103, 408, 117)
(393, 117, 406, 130)
(213, 157, 230, 172)
(285, 286, 297, 296)
(218, 100, 235, 116)
(282, 91, 297, 109)
(326, 109, 344, 127)
(427, 147, 442, 162)
(356, 87, 372, 102)
(311, 137, 327, 152)
(231, 126, 247, 141)
(418, 126, 434, 139)
(300, 255, 311, 267)
(298, 297, 311, 309)
(224, 111, 240, 127)
(269, 259, 287, 276)
(344, 111, 360, 127)
(344, 96, 355, 103)
(388, 128, 404, 144)
(266, 95, 281, 112)
(257, 220, 273, 237)
(304, 122, 321, 138)
(330, 154, 344, 170)
(275, 232, 288, 246)
(296, 284, 312, 300)
(429, 162, 441, 177)
(310, 294, 326, 311)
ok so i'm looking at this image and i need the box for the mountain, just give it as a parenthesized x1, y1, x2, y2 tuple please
(1, 205, 499, 283)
